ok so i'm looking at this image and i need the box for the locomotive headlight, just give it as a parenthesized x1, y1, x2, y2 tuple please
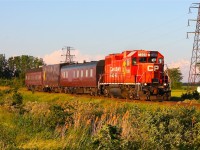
(163, 83, 167, 86)
(144, 83, 147, 86)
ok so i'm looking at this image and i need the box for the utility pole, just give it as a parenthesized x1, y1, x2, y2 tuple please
(187, 3, 200, 86)
(61, 46, 75, 64)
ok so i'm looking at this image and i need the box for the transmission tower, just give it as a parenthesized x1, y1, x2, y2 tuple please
(61, 46, 75, 64)
(187, 3, 200, 85)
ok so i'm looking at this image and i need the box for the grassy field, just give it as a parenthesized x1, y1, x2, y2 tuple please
(171, 89, 186, 97)
(0, 87, 200, 149)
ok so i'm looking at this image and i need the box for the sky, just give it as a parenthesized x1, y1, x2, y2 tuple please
(0, 0, 198, 82)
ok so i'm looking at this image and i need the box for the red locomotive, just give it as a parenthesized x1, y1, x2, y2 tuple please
(25, 49, 171, 100)
(99, 50, 170, 100)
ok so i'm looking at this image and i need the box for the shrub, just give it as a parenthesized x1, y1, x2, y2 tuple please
(192, 90, 200, 100)
(47, 104, 74, 130)
(181, 90, 199, 100)
(92, 124, 121, 150)
(12, 91, 23, 106)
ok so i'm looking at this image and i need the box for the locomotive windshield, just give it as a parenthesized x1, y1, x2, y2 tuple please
(148, 57, 156, 63)
(132, 56, 163, 65)
(139, 57, 147, 63)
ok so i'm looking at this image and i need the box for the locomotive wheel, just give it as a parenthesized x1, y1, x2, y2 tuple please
(94, 92, 97, 96)
(127, 92, 134, 100)
(146, 92, 150, 101)
(59, 88, 63, 93)
(158, 95, 164, 102)
(69, 89, 73, 94)
(166, 92, 171, 100)
(162, 93, 166, 101)
(121, 89, 129, 99)
(146, 95, 150, 101)
(73, 89, 77, 94)
(64, 88, 69, 94)
(97, 89, 101, 96)
(90, 91, 96, 96)
(104, 89, 109, 97)
(109, 92, 114, 98)
(163, 92, 171, 101)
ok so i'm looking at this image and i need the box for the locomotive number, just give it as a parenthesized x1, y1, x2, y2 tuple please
(110, 67, 121, 78)
(110, 73, 118, 78)
(138, 53, 147, 57)
(147, 65, 159, 71)
(110, 67, 121, 72)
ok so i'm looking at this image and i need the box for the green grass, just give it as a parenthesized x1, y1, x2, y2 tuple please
(21, 87, 190, 101)
(0, 87, 200, 149)
(0, 107, 15, 128)
(171, 89, 186, 97)
(171, 89, 188, 101)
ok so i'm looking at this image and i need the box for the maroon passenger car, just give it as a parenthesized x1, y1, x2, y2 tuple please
(42, 64, 64, 92)
(25, 68, 43, 91)
(60, 60, 105, 95)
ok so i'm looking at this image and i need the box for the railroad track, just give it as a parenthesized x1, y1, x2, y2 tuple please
(26, 89, 200, 109)
(66, 93, 200, 109)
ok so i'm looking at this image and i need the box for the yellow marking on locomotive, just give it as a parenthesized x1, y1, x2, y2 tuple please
(43, 71, 46, 81)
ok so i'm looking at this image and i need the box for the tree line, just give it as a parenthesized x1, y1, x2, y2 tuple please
(167, 67, 183, 89)
(0, 54, 44, 80)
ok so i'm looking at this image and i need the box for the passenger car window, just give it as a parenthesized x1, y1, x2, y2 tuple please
(86, 70, 88, 77)
(90, 69, 93, 77)
(77, 70, 79, 78)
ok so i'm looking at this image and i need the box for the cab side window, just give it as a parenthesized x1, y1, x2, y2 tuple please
(132, 58, 137, 65)
(158, 58, 163, 64)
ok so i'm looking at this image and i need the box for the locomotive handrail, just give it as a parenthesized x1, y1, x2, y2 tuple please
(164, 64, 171, 88)
(99, 70, 168, 85)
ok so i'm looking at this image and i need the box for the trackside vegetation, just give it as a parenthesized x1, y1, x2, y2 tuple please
(0, 87, 200, 149)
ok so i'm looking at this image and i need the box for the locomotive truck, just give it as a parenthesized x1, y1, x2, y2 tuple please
(25, 49, 171, 100)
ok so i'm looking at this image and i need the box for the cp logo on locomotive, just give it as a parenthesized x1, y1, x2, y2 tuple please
(147, 65, 159, 71)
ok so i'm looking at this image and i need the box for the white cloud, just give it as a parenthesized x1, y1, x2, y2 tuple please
(73, 50, 104, 63)
(43, 49, 63, 64)
(43, 49, 104, 65)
